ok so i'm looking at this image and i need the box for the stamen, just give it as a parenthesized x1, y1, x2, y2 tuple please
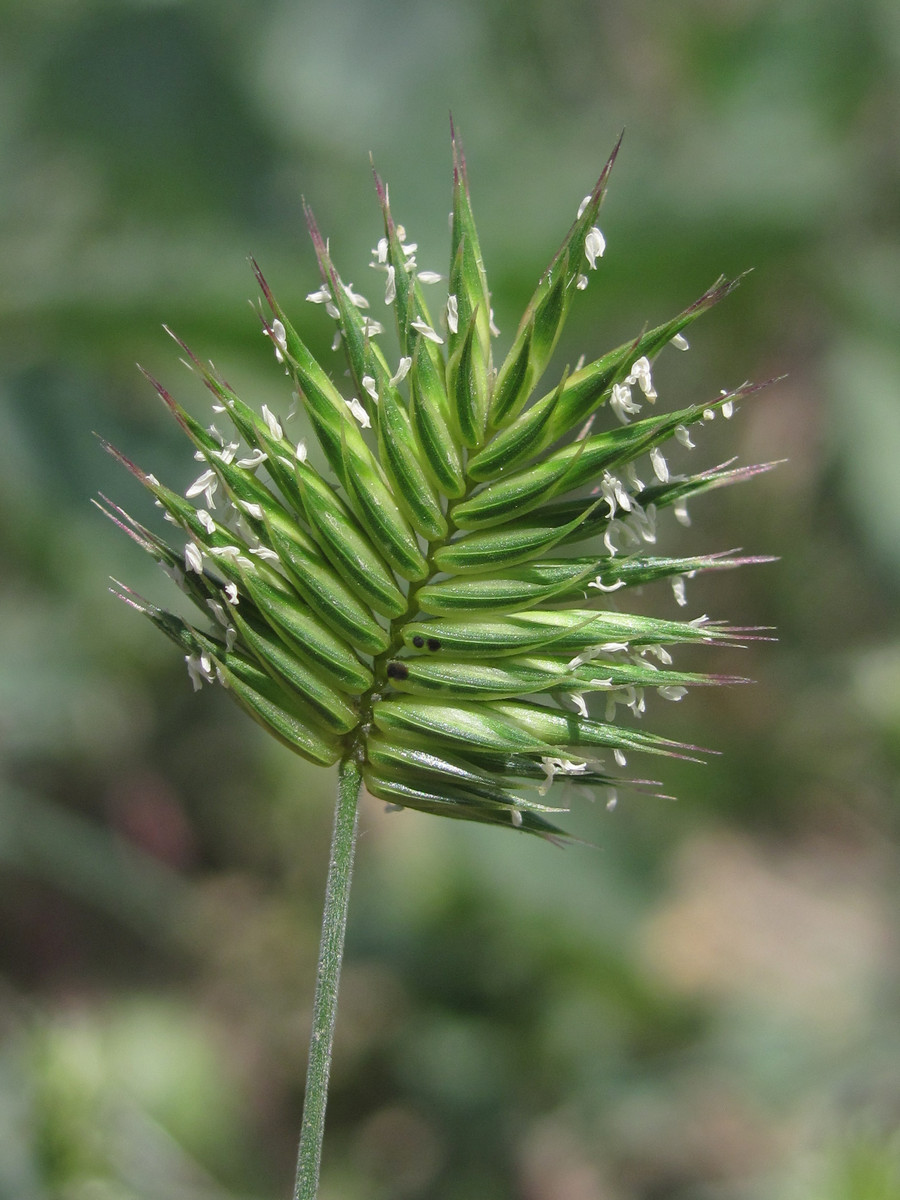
(626, 356, 657, 401)
(588, 576, 626, 593)
(237, 448, 268, 470)
(207, 599, 228, 626)
(270, 318, 288, 363)
(584, 226, 606, 269)
(411, 317, 443, 344)
(390, 357, 412, 386)
(261, 405, 283, 441)
(673, 499, 691, 527)
(185, 469, 218, 508)
(650, 447, 669, 483)
(343, 282, 369, 309)
(610, 382, 641, 424)
(346, 397, 371, 428)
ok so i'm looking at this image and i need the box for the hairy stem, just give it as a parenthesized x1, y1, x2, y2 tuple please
(293, 754, 362, 1200)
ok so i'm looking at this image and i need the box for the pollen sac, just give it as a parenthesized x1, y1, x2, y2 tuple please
(105, 127, 772, 826)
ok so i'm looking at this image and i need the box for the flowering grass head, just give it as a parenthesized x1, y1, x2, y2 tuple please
(101, 129, 775, 840)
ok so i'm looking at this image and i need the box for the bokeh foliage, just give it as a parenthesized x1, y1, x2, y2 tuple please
(1, 0, 899, 1197)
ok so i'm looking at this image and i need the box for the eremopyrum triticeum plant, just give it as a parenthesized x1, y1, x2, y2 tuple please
(100, 129, 775, 1198)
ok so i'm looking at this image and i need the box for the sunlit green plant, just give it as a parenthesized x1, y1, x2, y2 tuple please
(100, 127, 774, 1198)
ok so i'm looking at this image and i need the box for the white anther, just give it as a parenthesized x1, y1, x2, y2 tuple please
(184, 542, 204, 573)
(588, 576, 626, 593)
(212, 443, 238, 465)
(610, 382, 642, 424)
(390, 357, 412, 386)
(640, 646, 671, 669)
(411, 317, 443, 344)
(261, 405, 283, 441)
(671, 332, 690, 351)
(237, 448, 267, 469)
(185, 469, 218, 508)
(270, 318, 288, 363)
(674, 424, 694, 449)
(626, 356, 657, 401)
(362, 375, 379, 401)
(185, 653, 216, 691)
(446, 294, 459, 335)
(343, 282, 369, 309)
(384, 265, 396, 305)
(650, 446, 670, 483)
(584, 226, 606, 269)
(207, 599, 228, 626)
(673, 499, 691, 527)
(346, 397, 371, 428)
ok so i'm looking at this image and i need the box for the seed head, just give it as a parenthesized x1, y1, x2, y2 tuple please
(101, 129, 776, 839)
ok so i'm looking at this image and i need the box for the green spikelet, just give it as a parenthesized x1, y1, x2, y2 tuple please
(102, 129, 774, 838)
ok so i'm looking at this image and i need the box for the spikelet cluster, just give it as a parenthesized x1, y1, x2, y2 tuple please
(101, 130, 775, 839)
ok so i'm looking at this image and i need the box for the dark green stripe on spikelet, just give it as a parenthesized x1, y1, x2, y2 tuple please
(102, 127, 773, 829)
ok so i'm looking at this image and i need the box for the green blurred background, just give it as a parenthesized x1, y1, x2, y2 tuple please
(2, 0, 899, 1197)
